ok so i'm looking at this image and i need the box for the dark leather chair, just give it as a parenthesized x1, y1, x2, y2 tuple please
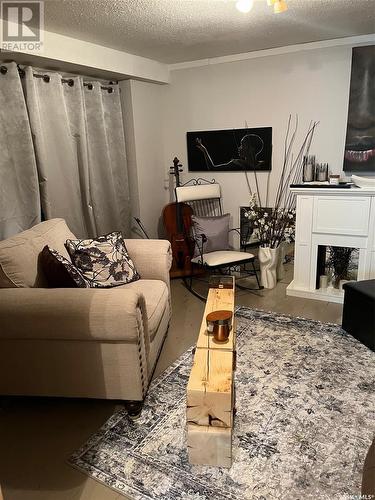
(342, 280, 375, 352)
(362, 437, 375, 495)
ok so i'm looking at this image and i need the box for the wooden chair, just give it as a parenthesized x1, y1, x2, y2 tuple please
(175, 180, 261, 299)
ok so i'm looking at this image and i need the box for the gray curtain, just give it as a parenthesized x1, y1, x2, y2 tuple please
(0, 62, 41, 239)
(84, 82, 130, 236)
(23, 68, 130, 238)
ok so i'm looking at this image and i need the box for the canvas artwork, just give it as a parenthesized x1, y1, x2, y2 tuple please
(344, 45, 375, 172)
(187, 127, 272, 172)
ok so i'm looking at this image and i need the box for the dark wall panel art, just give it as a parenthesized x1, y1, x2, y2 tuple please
(344, 45, 375, 172)
(187, 127, 272, 172)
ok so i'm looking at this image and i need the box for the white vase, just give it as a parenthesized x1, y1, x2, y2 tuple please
(258, 246, 280, 289)
(276, 241, 286, 281)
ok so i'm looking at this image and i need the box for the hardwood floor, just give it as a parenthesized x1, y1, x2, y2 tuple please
(0, 266, 343, 500)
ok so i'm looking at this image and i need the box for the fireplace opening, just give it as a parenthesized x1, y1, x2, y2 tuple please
(316, 245, 359, 291)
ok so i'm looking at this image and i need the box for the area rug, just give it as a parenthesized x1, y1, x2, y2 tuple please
(69, 307, 375, 500)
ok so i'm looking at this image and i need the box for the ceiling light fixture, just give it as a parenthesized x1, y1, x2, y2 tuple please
(273, 0, 288, 13)
(236, 0, 288, 14)
(235, 0, 254, 13)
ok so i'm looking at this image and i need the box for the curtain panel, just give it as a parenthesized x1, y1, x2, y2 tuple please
(23, 68, 90, 237)
(0, 64, 130, 239)
(83, 82, 130, 237)
(0, 62, 41, 239)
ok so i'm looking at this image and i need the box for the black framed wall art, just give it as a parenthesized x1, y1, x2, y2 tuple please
(187, 127, 272, 172)
(344, 45, 375, 172)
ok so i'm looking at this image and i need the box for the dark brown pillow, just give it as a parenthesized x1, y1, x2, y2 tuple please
(40, 245, 89, 288)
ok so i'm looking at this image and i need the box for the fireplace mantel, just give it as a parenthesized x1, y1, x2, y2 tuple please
(287, 187, 375, 303)
(287, 186, 375, 196)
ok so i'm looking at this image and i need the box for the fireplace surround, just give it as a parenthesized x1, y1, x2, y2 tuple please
(287, 187, 375, 304)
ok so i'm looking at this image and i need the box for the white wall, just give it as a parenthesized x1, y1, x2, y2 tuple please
(121, 41, 372, 241)
(120, 80, 167, 238)
(161, 44, 359, 234)
(7, 30, 373, 241)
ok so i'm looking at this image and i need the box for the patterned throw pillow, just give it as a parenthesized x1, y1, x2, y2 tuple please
(40, 245, 90, 288)
(65, 232, 140, 288)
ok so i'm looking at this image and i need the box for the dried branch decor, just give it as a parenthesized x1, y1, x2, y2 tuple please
(244, 116, 319, 249)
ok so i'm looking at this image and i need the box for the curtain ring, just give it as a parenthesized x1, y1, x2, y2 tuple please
(68, 79, 74, 87)
(87, 83, 93, 90)
(0, 66, 8, 75)
(43, 75, 50, 83)
(108, 87, 113, 94)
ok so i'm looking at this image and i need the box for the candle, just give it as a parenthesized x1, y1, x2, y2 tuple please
(329, 174, 340, 185)
(319, 275, 328, 289)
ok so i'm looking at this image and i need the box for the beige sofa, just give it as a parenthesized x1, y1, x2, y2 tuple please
(0, 219, 172, 410)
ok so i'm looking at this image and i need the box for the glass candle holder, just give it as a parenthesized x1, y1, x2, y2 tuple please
(303, 155, 315, 182)
(316, 163, 328, 182)
(319, 275, 328, 289)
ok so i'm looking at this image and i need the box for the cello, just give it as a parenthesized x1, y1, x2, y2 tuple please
(163, 157, 194, 278)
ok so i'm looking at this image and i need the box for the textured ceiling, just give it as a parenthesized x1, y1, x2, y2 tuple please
(42, 0, 375, 63)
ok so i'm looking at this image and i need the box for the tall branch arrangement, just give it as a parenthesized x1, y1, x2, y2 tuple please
(244, 115, 319, 248)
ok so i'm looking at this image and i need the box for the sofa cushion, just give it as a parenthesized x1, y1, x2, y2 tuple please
(0, 219, 76, 288)
(121, 279, 169, 341)
(40, 246, 89, 288)
(65, 232, 140, 288)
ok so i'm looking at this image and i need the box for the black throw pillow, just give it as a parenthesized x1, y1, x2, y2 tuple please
(40, 245, 89, 288)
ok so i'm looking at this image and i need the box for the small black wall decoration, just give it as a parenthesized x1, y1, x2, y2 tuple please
(186, 127, 272, 172)
(344, 45, 375, 172)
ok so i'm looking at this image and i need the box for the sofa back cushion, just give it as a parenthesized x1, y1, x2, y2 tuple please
(0, 219, 76, 288)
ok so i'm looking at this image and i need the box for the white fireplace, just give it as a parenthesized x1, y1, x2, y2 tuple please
(287, 187, 375, 304)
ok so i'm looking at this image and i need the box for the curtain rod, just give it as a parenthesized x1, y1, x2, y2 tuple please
(0, 64, 118, 93)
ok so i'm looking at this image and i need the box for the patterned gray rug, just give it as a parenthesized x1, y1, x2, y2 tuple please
(69, 307, 375, 499)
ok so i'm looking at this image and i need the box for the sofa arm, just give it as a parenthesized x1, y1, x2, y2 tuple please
(124, 239, 172, 287)
(0, 288, 149, 346)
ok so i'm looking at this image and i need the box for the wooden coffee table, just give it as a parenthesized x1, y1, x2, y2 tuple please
(186, 277, 236, 467)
